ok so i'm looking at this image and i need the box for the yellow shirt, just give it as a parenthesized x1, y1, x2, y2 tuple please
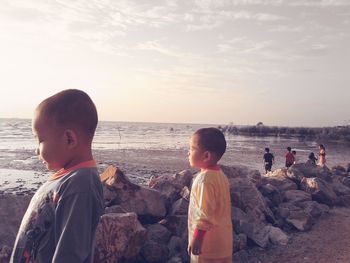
(188, 168, 233, 258)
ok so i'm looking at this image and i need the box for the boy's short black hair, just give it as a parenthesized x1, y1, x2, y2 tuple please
(287, 146, 291, 151)
(194, 127, 226, 160)
(265, 147, 270, 152)
(38, 89, 98, 140)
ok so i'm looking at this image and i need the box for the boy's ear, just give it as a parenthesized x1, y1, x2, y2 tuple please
(64, 129, 78, 149)
(203, 151, 211, 161)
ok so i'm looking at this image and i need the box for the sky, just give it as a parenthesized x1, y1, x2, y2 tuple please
(0, 0, 349, 127)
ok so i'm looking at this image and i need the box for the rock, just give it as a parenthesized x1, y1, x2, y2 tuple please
(267, 225, 289, 245)
(104, 205, 126, 214)
(140, 242, 169, 263)
(94, 212, 147, 263)
(283, 190, 312, 204)
(300, 177, 337, 206)
(180, 186, 190, 201)
(233, 233, 247, 252)
(101, 165, 167, 223)
(240, 223, 270, 248)
(159, 215, 188, 237)
(0, 245, 12, 263)
(298, 201, 329, 219)
(221, 165, 262, 185)
(167, 236, 183, 258)
(170, 198, 189, 215)
(286, 210, 313, 231)
(149, 170, 193, 203)
(0, 194, 32, 247)
(341, 176, 350, 188)
(166, 256, 183, 263)
(263, 169, 298, 192)
(145, 223, 172, 244)
(277, 202, 314, 231)
(331, 165, 347, 176)
(290, 163, 332, 182)
(258, 183, 283, 207)
(331, 176, 350, 197)
(229, 177, 275, 224)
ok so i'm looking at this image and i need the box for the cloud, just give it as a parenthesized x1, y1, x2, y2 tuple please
(289, 0, 350, 7)
(269, 25, 304, 32)
(136, 40, 181, 56)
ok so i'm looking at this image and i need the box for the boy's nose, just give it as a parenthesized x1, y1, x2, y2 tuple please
(35, 148, 40, 156)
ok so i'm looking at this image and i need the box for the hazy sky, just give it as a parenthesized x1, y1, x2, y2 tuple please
(0, 0, 349, 127)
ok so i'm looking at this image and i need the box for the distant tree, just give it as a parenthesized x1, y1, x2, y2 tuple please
(257, 122, 264, 126)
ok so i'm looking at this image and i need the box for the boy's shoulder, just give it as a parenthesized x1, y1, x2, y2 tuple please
(58, 167, 102, 195)
(195, 169, 226, 183)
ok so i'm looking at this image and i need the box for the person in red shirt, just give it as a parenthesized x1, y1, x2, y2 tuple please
(318, 144, 326, 166)
(285, 146, 295, 168)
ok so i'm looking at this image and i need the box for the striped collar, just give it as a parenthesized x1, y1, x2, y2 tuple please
(49, 160, 96, 181)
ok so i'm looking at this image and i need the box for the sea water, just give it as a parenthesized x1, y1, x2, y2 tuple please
(1, 118, 349, 193)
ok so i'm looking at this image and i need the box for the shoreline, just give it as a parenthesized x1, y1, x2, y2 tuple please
(1, 147, 350, 195)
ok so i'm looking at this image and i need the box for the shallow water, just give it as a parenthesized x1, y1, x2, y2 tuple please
(1, 118, 350, 194)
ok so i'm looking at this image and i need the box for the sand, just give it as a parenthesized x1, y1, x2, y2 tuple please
(235, 206, 350, 263)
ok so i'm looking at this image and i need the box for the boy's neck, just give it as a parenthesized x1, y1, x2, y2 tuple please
(63, 150, 94, 170)
(201, 164, 220, 172)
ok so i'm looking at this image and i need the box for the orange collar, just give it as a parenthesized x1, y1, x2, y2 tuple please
(49, 160, 97, 181)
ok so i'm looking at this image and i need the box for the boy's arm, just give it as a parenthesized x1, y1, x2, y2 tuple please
(188, 180, 216, 255)
(53, 192, 95, 263)
(188, 228, 206, 255)
(193, 180, 216, 230)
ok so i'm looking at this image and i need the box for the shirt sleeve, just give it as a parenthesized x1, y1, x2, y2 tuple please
(192, 179, 216, 231)
(52, 192, 94, 262)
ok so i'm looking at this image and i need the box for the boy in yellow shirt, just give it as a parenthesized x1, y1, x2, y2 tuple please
(188, 128, 233, 263)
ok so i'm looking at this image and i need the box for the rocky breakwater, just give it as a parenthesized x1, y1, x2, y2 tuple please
(2, 162, 350, 263)
(94, 162, 350, 262)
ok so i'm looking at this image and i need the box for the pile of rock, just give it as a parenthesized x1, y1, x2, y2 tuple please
(94, 162, 350, 262)
(2, 162, 350, 263)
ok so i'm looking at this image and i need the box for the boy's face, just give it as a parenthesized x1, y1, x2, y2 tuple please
(188, 134, 206, 169)
(32, 111, 68, 171)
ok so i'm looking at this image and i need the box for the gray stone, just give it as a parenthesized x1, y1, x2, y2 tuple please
(101, 165, 167, 223)
(140, 242, 169, 263)
(301, 177, 337, 206)
(94, 212, 147, 263)
(145, 223, 172, 244)
(283, 190, 312, 204)
(170, 198, 189, 216)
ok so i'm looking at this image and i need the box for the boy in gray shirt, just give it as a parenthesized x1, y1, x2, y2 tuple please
(10, 89, 104, 263)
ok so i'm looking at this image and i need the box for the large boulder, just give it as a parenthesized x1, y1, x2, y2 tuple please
(300, 177, 337, 206)
(148, 170, 193, 203)
(289, 163, 332, 182)
(263, 169, 298, 192)
(258, 183, 283, 208)
(229, 176, 275, 224)
(283, 190, 312, 204)
(221, 165, 262, 185)
(276, 202, 314, 231)
(101, 165, 167, 223)
(0, 194, 32, 247)
(94, 212, 147, 263)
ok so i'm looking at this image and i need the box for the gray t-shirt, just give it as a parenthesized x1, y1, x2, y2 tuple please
(10, 167, 104, 263)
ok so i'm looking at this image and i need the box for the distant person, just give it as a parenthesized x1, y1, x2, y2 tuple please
(187, 128, 232, 263)
(285, 146, 295, 168)
(318, 144, 326, 166)
(292, 150, 297, 164)
(263, 147, 274, 173)
(10, 90, 104, 263)
(307, 152, 318, 166)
